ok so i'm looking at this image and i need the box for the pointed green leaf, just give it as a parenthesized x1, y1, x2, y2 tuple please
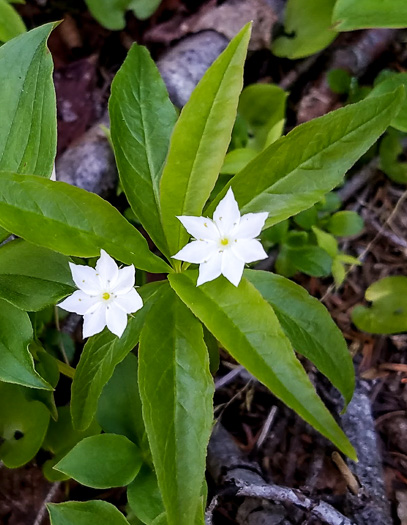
(332, 0, 407, 30)
(110, 44, 177, 257)
(169, 271, 356, 460)
(139, 287, 214, 525)
(71, 282, 165, 431)
(0, 23, 56, 177)
(0, 298, 51, 389)
(0, 239, 75, 311)
(160, 24, 251, 257)
(245, 270, 354, 406)
(48, 501, 130, 525)
(0, 381, 50, 467)
(207, 89, 404, 228)
(54, 433, 143, 488)
(0, 173, 170, 273)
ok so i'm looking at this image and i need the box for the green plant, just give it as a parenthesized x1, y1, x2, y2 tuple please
(84, 0, 162, 30)
(0, 21, 404, 525)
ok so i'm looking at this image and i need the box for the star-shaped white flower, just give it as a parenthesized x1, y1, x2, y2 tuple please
(173, 188, 268, 287)
(58, 250, 143, 338)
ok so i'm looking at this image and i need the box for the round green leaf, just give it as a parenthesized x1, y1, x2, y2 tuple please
(48, 501, 130, 525)
(127, 465, 164, 525)
(54, 433, 143, 488)
(0, 382, 50, 468)
(326, 211, 364, 237)
(272, 0, 337, 59)
(352, 276, 407, 334)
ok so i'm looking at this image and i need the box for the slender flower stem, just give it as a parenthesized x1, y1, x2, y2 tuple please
(56, 359, 76, 379)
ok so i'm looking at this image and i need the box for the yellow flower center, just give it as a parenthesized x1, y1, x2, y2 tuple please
(220, 238, 229, 246)
(102, 292, 111, 301)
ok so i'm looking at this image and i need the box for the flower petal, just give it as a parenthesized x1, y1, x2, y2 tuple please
(235, 212, 268, 238)
(69, 263, 101, 295)
(58, 290, 100, 315)
(114, 288, 143, 314)
(213, 187, 240, 234)
(221, 250, 245, 287)
(96, 249, 119, 289)
(176, 216, 219, 241)
(232, 239, 268, 263)
(106, 304, 128, 338)
(82, 304, 107, 338)
(197, 252, 222, 286)
(173, 240, 217, 264)
(112, 265, 135, 295)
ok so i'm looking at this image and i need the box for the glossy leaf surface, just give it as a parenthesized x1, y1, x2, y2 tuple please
(139, 287, 214, 525)
(0, 23, 56, 177)
(0, 298, 51, 389)
(110, 43, 177, 256)
(0, 239, 74, 311)
(169, 271, 356, 459)
(245, 270, 354, 405)
(333, 0, 407, 30)
(207, 90, 404, 229)
(0, 173, 170, 273)
(160, 24, 251, 257)
(54, 433, 142, 488)
(72, 282, 165, 431)
(48, 501, 130, 525)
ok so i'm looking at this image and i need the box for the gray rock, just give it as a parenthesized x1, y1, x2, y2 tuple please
(55, 112, 117, 196)
(157, 31, 229, 108)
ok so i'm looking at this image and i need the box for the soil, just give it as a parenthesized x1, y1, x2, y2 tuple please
(1, 1, 407, 524)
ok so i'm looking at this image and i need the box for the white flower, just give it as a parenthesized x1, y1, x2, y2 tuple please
(58, 250, 143, 338)
(173, 188, 268, 287)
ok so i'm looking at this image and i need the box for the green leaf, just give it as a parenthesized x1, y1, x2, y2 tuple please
(127, 465, 164, 525)
(0, 23, 56, 177)
(0, 0, 25, 42)
(326, 211, 364, 237)
(0, 298, 51, 389)
(351, 276, 407, 334)
(0, 381, 50, 467)
(54, 433, 143, 488)
(276, 243, 333, 277)
(0, 239, 75, 311)
(42, 405, 101, 482)
(110, 43, 177, 257)
(97, 353, 148, 455)
(48, 501, 130, 525)
(71, 282, 165, 431)
(272, 0, 337, 59)
(169, 271, 356, 460)
(379, 132, 407, 184)
(160, 24, 251, 257)
(207, 89, 405, 228)
(368, 73, 407, 132)
(0, 226, 9, 243)
(0, 173, 170, 273)
(312, 226, 338, 257)
(84, 0, 161, 30)
(245, 270, 354, 405)
(139, 287, 214, 525)
(327, 69, 352, 95)
(238, 84, 287, 150)
(130, 0, 162, 20)
(332, 0, 407, 30)
(221, 148, 257, 175)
